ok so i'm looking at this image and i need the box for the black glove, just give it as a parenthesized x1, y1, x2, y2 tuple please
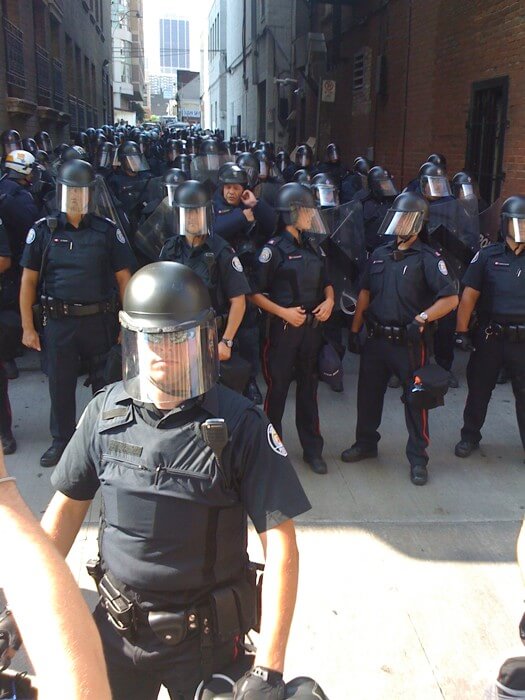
(348, 331, 361, 355)
(406, 320, 425, 344)
(0, 609, 22, 671)
(233, 667, 286, 700)
(454, 331, 474, 352)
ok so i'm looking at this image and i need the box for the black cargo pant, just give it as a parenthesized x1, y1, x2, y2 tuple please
(262, 317, 324, 459)
(94, 604, 250, 700)
(236, 303, 260, 380)
(461, 329, 525, 447)
(43, 312, 118, 447)
(354, 336, 430, 467)
(434, 309, 456, 372)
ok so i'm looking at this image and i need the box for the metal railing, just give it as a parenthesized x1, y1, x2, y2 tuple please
(3, 18, 25, 89)
(52, 58, 64, 110)
(68, 94, 78, 132)
(36, 44, 51, 101)
(77, 99, 86, 130)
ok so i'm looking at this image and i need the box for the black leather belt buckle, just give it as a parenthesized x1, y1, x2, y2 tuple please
(147, 610, 191, 646)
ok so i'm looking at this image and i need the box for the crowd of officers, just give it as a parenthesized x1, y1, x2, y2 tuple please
(0, 121, 524, 699)
(0, 124, 523, 485)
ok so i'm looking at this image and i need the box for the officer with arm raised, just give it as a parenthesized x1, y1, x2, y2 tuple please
(40, 262, 311, 700)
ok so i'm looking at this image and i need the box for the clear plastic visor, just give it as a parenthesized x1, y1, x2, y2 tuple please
(508, 217, 525, 243)
(238, 165, 258, 188)
(120, 316, 219, 404)
(296, 153, 311, 168)
(165, 183, 181, 207)
(376, 178, 398, 197)
(258, 161, 270, 179)
(57, 183, 92, 215)
(327, 149, 340, 163)
(421, 175, 452, 198)
(278, 159, 288, 173)
(179, 206, 209, 237)
(293, 206, 328, 235)
(123, 153, 150, 173)
(456, 183, 475, 200)
(313, 184, 339, 208)
(378, 210, 424, 239)
(98, 149, 113, 169)
(4, 141, 21, 155)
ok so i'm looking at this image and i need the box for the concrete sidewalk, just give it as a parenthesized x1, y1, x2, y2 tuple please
(3, 349, 525, 698)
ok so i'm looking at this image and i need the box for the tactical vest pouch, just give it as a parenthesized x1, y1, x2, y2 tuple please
(98, 574, 136, 635)
(147, 610, 193, 647)
(210, 588, 242, 642)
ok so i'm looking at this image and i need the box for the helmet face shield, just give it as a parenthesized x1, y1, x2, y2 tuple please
(508, 217, 525, 243)
(123, 153, 150, 173)
(120, 313, 219, 404)
(57, 183, 92, 216)
(378, 210, 424, 240)
(312, 184, 339, 208)
(293, 206, 328, 235)
(327, 147, 339, 163)
(376, 178, 398, 197)
(296, 153, 311, 168)
(179, 206, 209, 237)
(421, 175, 452, 198)
(456, 183, 475, 200)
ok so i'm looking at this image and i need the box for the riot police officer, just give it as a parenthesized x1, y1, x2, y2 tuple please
(0, 150, 39, 261)
(40, 262, 311, 700)
(294, 144, 316, 176)
(341, 156, 372, 203)
(317, 143, 349, 186)
(19, 160, 136, 467)
(250, 183, 335, 474)
(159, 180, 251, 362)
(0, 130, 22, 162)
(343, 192, 458, 485)
(359, 165, 399, 252)
(454, 196, 525, 457)
(310, 172, 340, 209)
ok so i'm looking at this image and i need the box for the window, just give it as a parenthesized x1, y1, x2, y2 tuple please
(353, 52, 365, 92)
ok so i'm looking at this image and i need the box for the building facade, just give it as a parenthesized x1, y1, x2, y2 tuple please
(0, 0, 112, 142)
(112, 0, 145, 126)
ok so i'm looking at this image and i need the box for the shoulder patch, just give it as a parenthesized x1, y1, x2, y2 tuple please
(438, 259, 449, 276)
(434, 250, 441, 257)
(259, 246, 272, 263)
(26, 228, 36, 244)
(116, 229, 126, 244)
(231, 255, 244, 272)
(470, 251, 480, 263)
(267, 238, 277, 245)
(267, 423, 288, 457)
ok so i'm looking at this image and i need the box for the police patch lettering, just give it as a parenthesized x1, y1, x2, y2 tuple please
(267, 423, 288, 457)
(438, 260, 448, 275)
(26, 228, 36, 245)
(232, 255, 244, 272)
(471, 251, 480, 263)
(259, 247, 272, 264)
(116, 229, 126, 244)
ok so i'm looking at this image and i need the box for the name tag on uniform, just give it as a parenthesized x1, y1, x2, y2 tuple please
(494, 261, 510, 267)
(288, 254, 302, 260)
(372, 259, 384, 264)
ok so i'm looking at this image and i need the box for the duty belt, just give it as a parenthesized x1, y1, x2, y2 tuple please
(485, 321, 525, 343)
(367, 321, 407, 345)
(41, 296, 118, 320)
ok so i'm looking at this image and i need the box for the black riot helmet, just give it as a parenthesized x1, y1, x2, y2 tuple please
(501, 196, 525, 243)
(236, 152, 259, 188)
(276, 150, 291, 173)
(418, 161, 451, 199)
(165, 139, 179, 163)
(292, 169, 312, 186)
(21, 138, 38, 156)
(138, 132, 150, 156)
(76, 131, 89, 149)
(378, 191, 429, 241)
(237, 138, 249, 153)
(174, 154, 192, 177)
(325, 143, 341, 164)
(85, 127, 97, 142)
(1, 129, 22, 156)
(119, 262, 219, 404)
(56, 159, 96, 217)
(295, 144, 313, 168)
(163, 168, 187, 206)
(61, 145, 85, 163)
(96, 142, 115, 170)
(218, 163, 248, 187)
(173, 180, 211, 238)
(34, 130, 53, 154)
(101, 124, 114, 140)
(311, 172, 339, 207)
(118, 141, 150, 174)
(354, 156, 372, 175)
(186, 136, 198, 155)
(199, 138, 219, 156)
(427, 152, 447, 171)
(368, 165, 398, 199)
(254, 149, 277, 180)
(451, 170, 477, 200)
(275, 182, 327, 234)
(35, 150, 50, 167)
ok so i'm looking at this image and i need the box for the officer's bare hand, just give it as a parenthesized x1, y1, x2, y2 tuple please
(242, 208, 255, 222)
(281, 306, 306, 327)
(313, 298, 334, 323)
(22, 328, 41, 352)
(241, 190, 258, 208)
(218, 342, 232, 362)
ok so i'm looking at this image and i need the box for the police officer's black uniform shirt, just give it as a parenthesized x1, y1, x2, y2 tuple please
(361, 239, 457, 326)
(462, 243, 525, 322)
(50, 383, 311, 600)
(159, 234, 251, 314)
(0, 221, 10, 258)
(20, 213, 136, 304)
(254, 230, 329, 310)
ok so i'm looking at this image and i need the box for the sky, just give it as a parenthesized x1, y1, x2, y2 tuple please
(143, 0, 212, 77)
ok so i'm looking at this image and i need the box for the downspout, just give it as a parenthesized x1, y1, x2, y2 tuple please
(400, 0, 412, 187)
